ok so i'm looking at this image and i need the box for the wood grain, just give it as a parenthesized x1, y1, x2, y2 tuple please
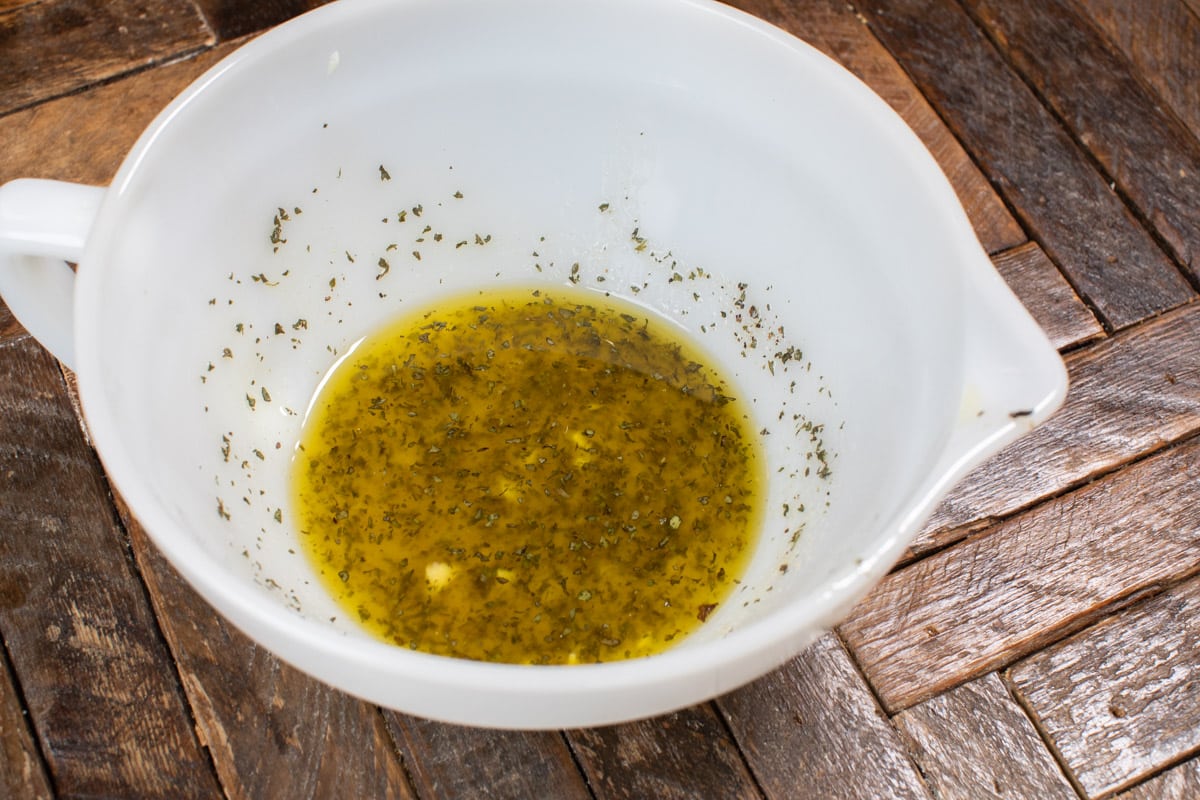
(0, 647, 52, 800)
(963, 0, 1200, 281)
(0, 41, 237, 186)
(123, 515, 416, 800)
(1011, 575, 1200, 798)
(910, 301, 1200, 556)
(842, 431, 1200, 713)
(991, 242, 1104, 350)
(0, 338, 222, 797)
(0, 302, 23, 345)
(0, 0, 214, 117)
(190, 0, 330, 40)
(1121, 757, 1200, 800)
(893, 672, 1076, 799)
(1076, 0, 1200, 148)
(569, 705, 761, 800)
(858, 0, 1195, 330)
(719, 633, 931, 800)
(731, 0, 1025, 255)
(385, 715, 589, 800)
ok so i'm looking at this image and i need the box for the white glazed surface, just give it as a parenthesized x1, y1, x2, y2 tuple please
(63, 0, 1066, 727)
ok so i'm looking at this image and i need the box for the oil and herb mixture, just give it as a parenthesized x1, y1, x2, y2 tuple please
(291, 287, 764, 664)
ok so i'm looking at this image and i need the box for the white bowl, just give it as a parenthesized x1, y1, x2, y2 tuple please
(0, 0, 1065, 728)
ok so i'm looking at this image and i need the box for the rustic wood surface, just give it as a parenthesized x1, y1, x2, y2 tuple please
(0, 341, 221, 798)
(861, 0, 1197, 331)
(1010, 575, 1200, 799)
(892, 672, 1077, 799)
(569, 706, 762, 800)
(0, 644, 52, 800)
(1075, 0, 1200, 149)
(1122, 759, 1200, 800)
(2, 0, 1199, 797)
(0, 0, 214, 116)
(961, 0, 1200, 281)
(387, 717, 588, 800)
(843, 424, 1200, 712)
(718, 633, 931, 800)
(987, 242, 1103, 351)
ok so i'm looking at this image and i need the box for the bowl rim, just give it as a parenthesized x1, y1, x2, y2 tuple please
(73, 0, 1067, 726)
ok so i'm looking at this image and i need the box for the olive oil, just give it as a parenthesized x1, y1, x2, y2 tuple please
(291, 287, 763, 664)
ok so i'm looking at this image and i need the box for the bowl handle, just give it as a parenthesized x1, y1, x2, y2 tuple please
(0, 179, 106, 371)
(916, 247, 1069, 524)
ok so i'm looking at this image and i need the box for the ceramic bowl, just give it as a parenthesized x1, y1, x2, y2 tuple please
(0, 0, 1066, 728)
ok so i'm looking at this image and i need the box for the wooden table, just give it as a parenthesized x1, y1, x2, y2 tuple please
(2, 0, 1199, 797)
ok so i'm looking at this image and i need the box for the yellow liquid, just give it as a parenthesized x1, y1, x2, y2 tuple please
(291, 287, 763, 664)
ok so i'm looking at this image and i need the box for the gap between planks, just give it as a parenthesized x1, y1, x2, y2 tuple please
(1008, 573, 1200, 798)
(0, 0, 216, 119)
(856, 0, 1196, 331)
(0, 340, 223, 797)
(956, 0, 1200, 297)
(842, 423, 1200, 715)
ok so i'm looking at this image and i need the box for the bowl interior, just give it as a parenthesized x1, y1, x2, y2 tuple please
(83, 0, 964, 683)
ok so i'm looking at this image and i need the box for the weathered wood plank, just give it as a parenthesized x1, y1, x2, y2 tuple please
(963, 0, 1200, 281)
(0, 338, 222, 798)
(190, 0, 329, 40)
(719, 633, 931, 800)
(0, 646, 52, 800)
(0, 41, 237, 186)
(0, 302, 23, 345)
(858, 0, 1195, 330)
(910, 301, 1200, 556)
(569, 705, 761, 800)
(1076, 0, 1200, 149)
(123, 514, 417, 800)
(893, 672, 1076, 799)
(0, 0, 214, 117)
(1121, 756, 1200, 800)
(1010, 575, 1200, 798)
(991, 242, 1104, 350)
(385, 715, 590, 800)
(841, 431, 1200, 713)
(729, 0, 1025, 254)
